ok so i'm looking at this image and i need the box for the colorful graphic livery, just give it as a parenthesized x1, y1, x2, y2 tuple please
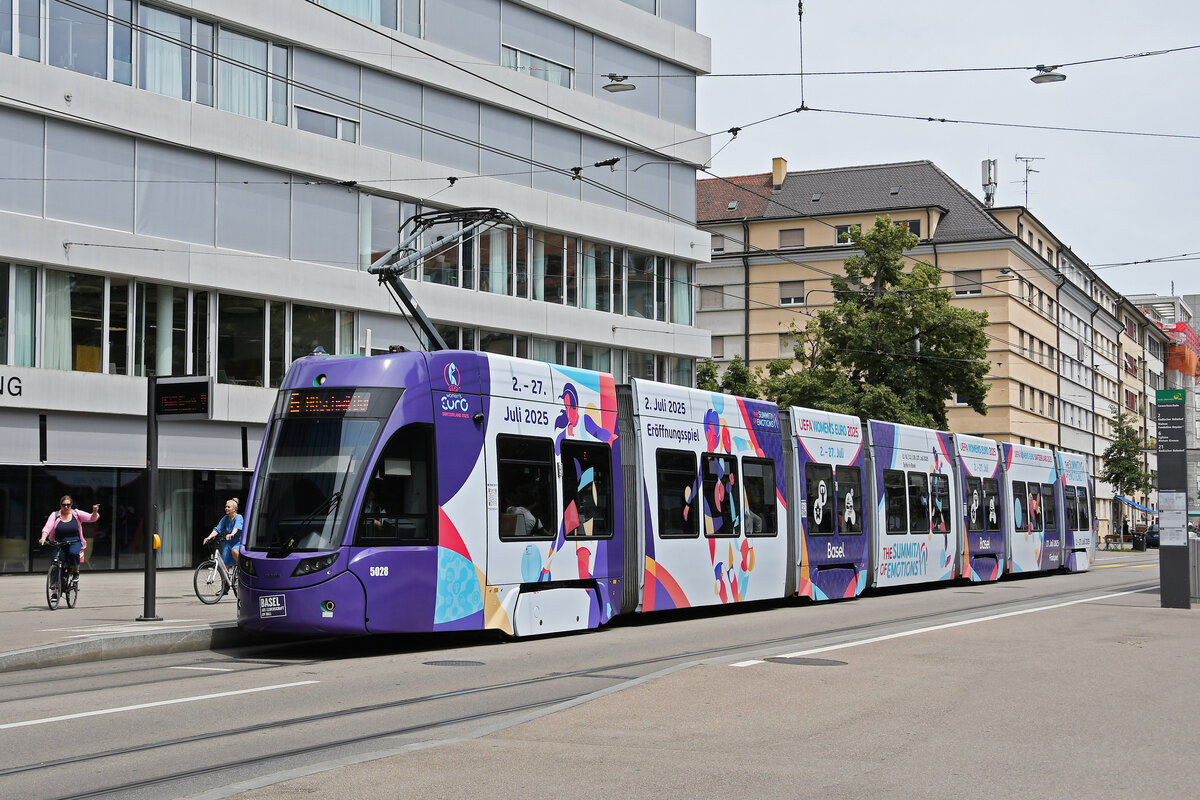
(238, 350, 1096, 638)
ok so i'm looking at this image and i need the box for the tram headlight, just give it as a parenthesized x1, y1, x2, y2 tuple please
(292, 552, 340, 577)
(239, 556, 257, 577)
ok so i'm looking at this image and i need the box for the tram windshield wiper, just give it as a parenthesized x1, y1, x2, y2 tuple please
(268, 491, 342, 558)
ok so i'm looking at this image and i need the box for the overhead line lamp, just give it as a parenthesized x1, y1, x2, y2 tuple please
(1030, 65, 1066, 84)
(603, 73, 636, 92)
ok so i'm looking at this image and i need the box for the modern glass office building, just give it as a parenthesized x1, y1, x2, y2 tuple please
(0, 0, 711, 572)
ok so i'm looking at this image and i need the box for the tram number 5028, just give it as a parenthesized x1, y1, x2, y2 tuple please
(369, 566, 389, 577)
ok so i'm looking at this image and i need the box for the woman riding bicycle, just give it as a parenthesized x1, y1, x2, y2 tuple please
(39, 495, 100, 580)
(203, 498, 243, 568)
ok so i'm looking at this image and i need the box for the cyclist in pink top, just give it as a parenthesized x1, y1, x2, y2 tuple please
(39, 495, 100, 578)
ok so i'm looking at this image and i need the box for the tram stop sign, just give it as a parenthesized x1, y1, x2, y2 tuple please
(1156, 388, 1190, 609)
(155, 376, 213, 420)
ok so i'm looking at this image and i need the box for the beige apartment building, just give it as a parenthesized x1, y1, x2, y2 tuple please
(697, 158, 1171, 537)
(699, 158, 1064, 450)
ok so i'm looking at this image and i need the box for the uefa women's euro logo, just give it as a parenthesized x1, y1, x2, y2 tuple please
(444, 362, 462, 392)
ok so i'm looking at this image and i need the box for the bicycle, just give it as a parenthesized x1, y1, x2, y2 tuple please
(44, 540, 80, 611)
(193, 540, 239, 604)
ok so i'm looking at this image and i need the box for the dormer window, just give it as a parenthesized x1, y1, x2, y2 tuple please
(811, 193, 822, 202)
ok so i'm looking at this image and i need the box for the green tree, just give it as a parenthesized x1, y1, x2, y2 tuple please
(761, 216, 991, 429)
(697, 355, 760, 398)
(1100, 411, 1154, 505)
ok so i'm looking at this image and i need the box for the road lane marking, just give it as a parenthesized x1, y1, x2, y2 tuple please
(0, 681, 319, 730)
(730, 589, 1148, 667)
(169, 666, 235, 672)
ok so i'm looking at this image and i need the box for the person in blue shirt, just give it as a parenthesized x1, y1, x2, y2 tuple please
(203, 498, 243, 567)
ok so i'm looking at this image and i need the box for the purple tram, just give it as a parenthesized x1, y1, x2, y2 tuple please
(237, 348, 1097, 639)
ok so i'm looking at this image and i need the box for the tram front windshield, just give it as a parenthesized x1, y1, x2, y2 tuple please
(247, 387, 402, 554)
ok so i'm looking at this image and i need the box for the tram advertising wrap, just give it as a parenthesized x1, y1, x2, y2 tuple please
(237, 349, 1098, 640)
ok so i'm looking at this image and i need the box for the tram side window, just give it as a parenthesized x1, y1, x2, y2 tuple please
(742, 458, 777, 536)
(356, 424, 436, 546)
(966, 477, 984, 532)
(1012, 481, 1028, 530)
(1064, 487, 1079, 531)
(497, 435, 556, 539)
(1027, 483, 1044, 531)
(929, 474, 951, 533)
(1041, 483, 1057, 531)
(908, 472, 930, 533)
(657, 449, 698, 538)
(836, 466, 862, 534)
(806, 463, 834, 535)
(561, 441, 612, 538)
(703, 453, 740, 537)
(983, 478, 1001, 532)
(884, 470, 907, 534)
(1077, 489, 1091, 532)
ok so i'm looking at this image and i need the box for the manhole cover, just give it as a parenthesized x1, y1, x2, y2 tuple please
(423, 660, 484, 667)
(765, 657, 847, 667)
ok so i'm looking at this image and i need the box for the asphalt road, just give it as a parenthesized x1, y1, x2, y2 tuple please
(1, 552, 1193, 800)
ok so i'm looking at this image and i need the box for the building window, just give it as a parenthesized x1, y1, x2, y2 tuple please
(779, 228, 805, 248)
(711, 234, 725, 253)
(139, 5, 192, 100)
(1125, 389, 1137, 411)
(43, 270, 106, 373)
(217, 28, 268, 120)
(580, 241, 612, 313)
(953, 270, 982, 296)
(626, 251, 656, 319)
(699, 287, 724, 310)
(779, 334, 797, 357)
(49, 0, 112, 81)
(501, 45, 572, 88)
(780, 281, 805, 306)
(1019, 384, 1025, 409)
(670, 261, 692, 325)
(834, 224, 855, 245)
(897, 219, 921, 238)
(295, 107, 358, 142)
(710, 336, 724, 359)
(309, 1, 420, 35)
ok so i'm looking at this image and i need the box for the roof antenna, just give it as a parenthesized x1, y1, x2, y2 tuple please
(1013, 155, 1044, 207)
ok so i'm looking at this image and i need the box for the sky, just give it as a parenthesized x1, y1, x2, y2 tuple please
(694, 0, 1200, 303)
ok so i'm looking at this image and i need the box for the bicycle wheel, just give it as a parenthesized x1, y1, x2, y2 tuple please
(64, 571, 79, 609)
(230, 565, 238, 598)
(46, 561, 61, 610)
(194, 559, 228, 604)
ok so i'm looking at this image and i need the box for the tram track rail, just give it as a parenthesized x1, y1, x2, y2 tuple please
(6, 577, 1156, 800)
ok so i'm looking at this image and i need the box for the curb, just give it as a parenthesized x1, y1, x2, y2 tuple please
(0, 621, 259, 673)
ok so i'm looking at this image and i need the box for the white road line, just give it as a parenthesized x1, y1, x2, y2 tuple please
(0, 681, 319, 730)
(169, 666, 235, 672)
(730, 589, 1147, 668)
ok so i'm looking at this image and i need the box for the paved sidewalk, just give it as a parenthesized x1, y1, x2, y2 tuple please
(0, 568, 255, 671)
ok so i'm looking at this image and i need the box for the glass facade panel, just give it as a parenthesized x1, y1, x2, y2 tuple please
(113, 0, 132, 85)
(218, 294, 265, 385)
(108, 279, 129, 375)
(217, 28, 268, 120)
(626, 251, 654, 319)
(293, 304, 336, 360)
(18, 0, 38, 61)
(49, 0, 107, 79)
(268, 300, 285, 387)
(13, 265, 35, 367)
(422, 221, 460, 286)
(479, 227, 511, 295)
(139, 5, 191, 100)
(360, 194, 400, 270)
(0, 265, 7, 364)
(43, 271, 104, 373)
(134, 283, 186, 378)
(580, 242, 611, 312)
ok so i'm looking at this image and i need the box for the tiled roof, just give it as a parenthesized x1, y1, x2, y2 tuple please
(698, 160, 1013, 245)
(695, 172, 773, 221)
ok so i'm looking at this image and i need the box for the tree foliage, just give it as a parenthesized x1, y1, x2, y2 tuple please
(760, 216, 991, 429)
(1100, 411, 1154, 499)
(697, 355, 760, 398)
